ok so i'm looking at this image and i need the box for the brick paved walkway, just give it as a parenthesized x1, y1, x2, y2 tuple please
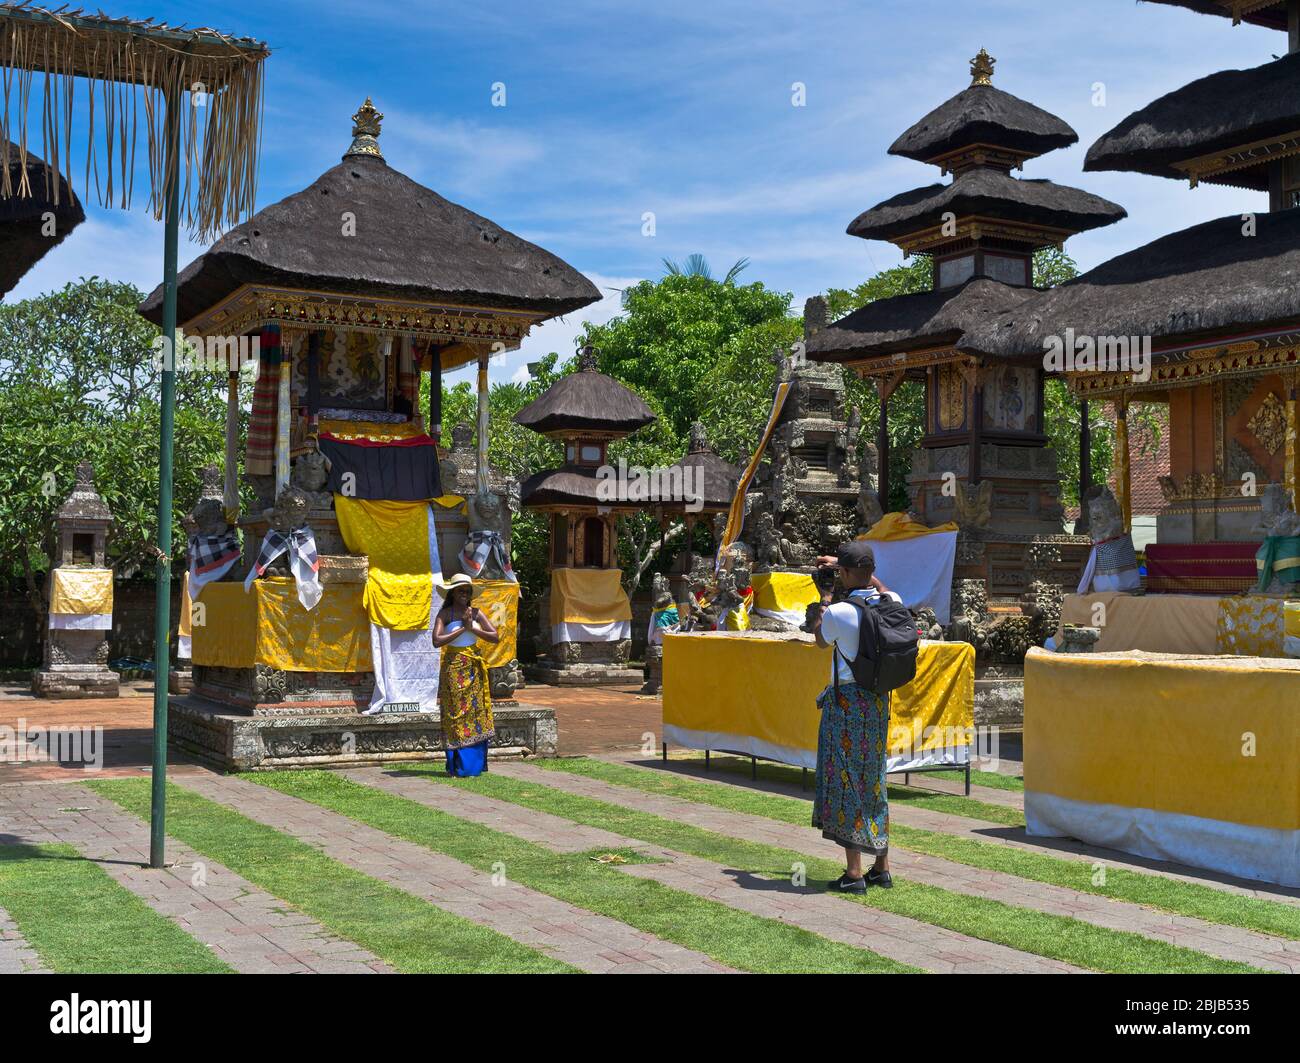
(493, 760, 1300, 973)
(0, 782, 391, 974)
(628, 754, 1300, 909)
(0, 905, 47, 973)
(351, 766, 1078, 973)
(176, 773, 733, 974)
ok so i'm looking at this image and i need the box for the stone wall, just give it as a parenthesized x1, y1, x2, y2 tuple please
(0, 582, 184, 669)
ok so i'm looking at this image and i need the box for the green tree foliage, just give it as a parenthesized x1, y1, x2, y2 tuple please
(0, 278, 228, 607)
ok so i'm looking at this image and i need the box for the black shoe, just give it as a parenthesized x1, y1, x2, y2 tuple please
(866, 867, 893, 889)
(827, 872, 867, 893)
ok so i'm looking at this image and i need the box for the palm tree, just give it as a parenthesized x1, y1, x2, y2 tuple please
(661, 254, 750, 284)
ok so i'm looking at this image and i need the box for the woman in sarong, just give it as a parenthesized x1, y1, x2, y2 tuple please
(433, 573, 500, 777)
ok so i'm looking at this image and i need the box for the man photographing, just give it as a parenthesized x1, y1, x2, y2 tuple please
(808, 541, 903, 891)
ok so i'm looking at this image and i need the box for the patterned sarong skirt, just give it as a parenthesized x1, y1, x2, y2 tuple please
(812, 680, 890, 853)
(439, 644, 495, 750)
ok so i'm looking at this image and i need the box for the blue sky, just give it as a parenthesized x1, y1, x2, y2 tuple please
(10, 0, 1282, 386)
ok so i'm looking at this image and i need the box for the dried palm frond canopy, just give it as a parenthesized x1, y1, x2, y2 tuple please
(0, 3, 269, 238)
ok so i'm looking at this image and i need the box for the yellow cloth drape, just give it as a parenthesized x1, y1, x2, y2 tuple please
(663, 635, 973, 763)
(335, 497, 435, 631)
(318, 419, 425, 442)
(190, 579, 372, 671)
(549, 568, 632, 625)
(1024, 647, 1300, 831)
(858, 512, 959, 541)
(750, 571, 818, 615)
(49, 568, 113, 615)
(1216, 596, 1286, 657)
(432, 495, 466, 512)
(178, 572, 193, 639)
(716, 381, 791, 565)
(474, 579, 520, 669)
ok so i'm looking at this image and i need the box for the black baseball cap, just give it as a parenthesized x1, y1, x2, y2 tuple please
(836, 541, 876, 571)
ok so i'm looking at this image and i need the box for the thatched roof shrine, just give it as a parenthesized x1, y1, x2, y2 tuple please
(142, 99, 599, 352)
(1085, 52, 1300, 190)
(807, 278, 1039, 365)
(960, 209, 1300, 361)
(514, 348, 656, 438)
(1, 146, 84, 297)
(1139, 0, 1290, 30)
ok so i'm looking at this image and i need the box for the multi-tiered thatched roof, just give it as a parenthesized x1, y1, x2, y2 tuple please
(1140, 0, 1290, 30)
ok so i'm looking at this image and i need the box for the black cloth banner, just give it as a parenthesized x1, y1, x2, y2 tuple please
(319, 433, 443, 501)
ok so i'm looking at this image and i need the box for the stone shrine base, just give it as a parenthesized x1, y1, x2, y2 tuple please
(31, 666, 119, 699)
(525, 662, 644, 687)
(168, 695, 558, 772)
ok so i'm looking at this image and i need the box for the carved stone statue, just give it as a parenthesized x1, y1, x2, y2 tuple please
(1252, 483, 1300, 594)
(463, 488, 514, 582)
(1079, 485, 1141, 594)
(954, 480, 993, 531)
(267, 487, 311, 535)
(291, 450, 332, 510)
(1254, 483, 1300, 538)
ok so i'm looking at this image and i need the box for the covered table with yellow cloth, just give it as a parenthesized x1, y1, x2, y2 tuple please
(191, 579, 372, 672)
(550, 568, 631, 643)
(663, 633, 974, 775)
(750, 572, 818, 627)
(1057, 591, 1289, 656)
(1024, 647, 1300, 887)
(48, 567, 114, 631)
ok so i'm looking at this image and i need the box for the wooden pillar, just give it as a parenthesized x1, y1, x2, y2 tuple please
(1290, 0, 1300, 55)
(475, 348, 490, 495)
(274, 327, 291, 496)
(874, 370, 905, 511)
(968, 367, 984, 485)
(1286, 372, 1298, 510)
(306, 331, 321, 422)
(223, 370, 240, 519)
(1076, 392, 1092, 535)
(1115, 398, 1131, 534)
(429, 344, 443, 444)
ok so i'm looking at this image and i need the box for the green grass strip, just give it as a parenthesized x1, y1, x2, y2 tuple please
(667, 751, 1023, 825)
(88, 779, 573, 974)
(403, 763, 1263, 974)
(249, 769, 916, 974)
(928, 768, 1025, 792)
(540, 757, 1300, 945)
(0, 842, 231, 974)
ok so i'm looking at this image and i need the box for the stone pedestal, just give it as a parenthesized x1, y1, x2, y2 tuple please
(31, 629, 120, 699)
(169, 694, 557, 772)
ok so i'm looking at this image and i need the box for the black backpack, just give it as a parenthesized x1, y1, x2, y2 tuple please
(834, 595, 919, 696)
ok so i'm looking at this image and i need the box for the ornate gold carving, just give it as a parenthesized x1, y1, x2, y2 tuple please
(937, 363, 967, 430)
(929, 143, 1029, 175)
(970, 48, 995, 87)
(1248, 390, 1287, 454)
(186, 284, 539, 360)
(895, 216, 1071, 256)
(345, 97, 385, 159)
(1158, 472, 1227, 502)
(1174, 127, 1300, 189)
(1068, 343, 1300, 398)
(847, 346, 965, 379)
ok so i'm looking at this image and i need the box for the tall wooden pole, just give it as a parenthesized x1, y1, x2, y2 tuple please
(877, 383, 890, 510)
(476, 348, 490, 495)
(150, 85, 182, 869)
(1115, 399, 1132, 534)
(1077, 394, 1092, 535)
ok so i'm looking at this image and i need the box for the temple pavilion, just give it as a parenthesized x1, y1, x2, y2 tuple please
(806, 51, 1125, 614)
(1, 146, 84, 297)
(960, 0, 1300, 654)
(138, 101, 598, 768)
(516, 346, 655, 685)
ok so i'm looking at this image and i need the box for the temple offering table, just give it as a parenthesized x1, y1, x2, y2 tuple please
(1024, 647, 1300, 887)
(1057, 592, 1292, 657)
(662, 631, 974, 779)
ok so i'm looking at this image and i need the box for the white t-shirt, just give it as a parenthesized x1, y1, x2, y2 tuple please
(821, 589, 903, 685)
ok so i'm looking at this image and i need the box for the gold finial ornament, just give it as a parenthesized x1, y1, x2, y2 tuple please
(344, 97, 385, 160)
(970, 48, 996, 87)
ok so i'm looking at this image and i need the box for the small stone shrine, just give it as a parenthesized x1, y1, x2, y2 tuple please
(32, 463, 119, 698)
